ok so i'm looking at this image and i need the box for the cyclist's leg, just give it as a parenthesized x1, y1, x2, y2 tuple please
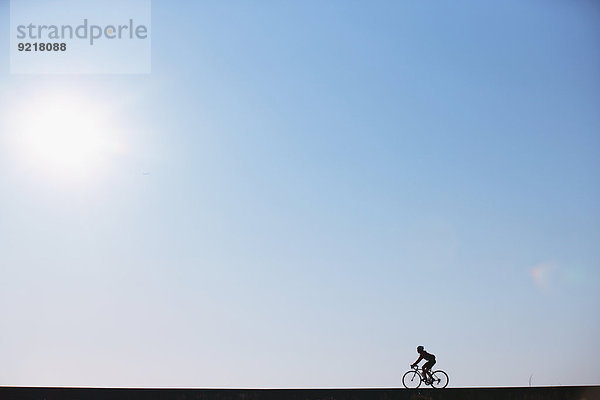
(423, 360, 435, 382)
(429, 359, 436, 375)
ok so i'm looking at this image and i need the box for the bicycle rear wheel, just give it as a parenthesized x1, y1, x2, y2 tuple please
(402, 370, 422, 389)
(430, 370, 449, 388)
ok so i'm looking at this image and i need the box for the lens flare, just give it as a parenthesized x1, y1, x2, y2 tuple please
(530, 262, 555, 292)
(5, 90, 126, 182)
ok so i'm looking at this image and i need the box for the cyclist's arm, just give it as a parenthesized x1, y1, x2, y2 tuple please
(411, 355, 423, 367)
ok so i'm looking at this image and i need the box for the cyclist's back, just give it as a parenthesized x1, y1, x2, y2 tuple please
(420, 349, 435, 362)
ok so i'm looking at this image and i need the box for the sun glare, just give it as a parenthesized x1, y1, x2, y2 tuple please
(7, 91, 125, 181)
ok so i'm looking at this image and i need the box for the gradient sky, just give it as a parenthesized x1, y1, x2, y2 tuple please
(1, 0, 599, 388)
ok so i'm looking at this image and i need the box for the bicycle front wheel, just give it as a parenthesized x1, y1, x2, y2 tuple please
(430, 370, 449, 388)
(402, 370, 422, 389)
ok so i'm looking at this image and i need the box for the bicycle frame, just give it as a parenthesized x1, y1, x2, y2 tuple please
(414, 368, 431, 381)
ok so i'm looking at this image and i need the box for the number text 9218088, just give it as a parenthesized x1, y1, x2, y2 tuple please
(18, 43, 67, 52)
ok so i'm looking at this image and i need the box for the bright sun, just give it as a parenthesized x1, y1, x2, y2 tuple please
(7, 91, 125, 181)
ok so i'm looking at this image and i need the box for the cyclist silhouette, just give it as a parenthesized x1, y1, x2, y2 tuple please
(411, 346, 436, 383)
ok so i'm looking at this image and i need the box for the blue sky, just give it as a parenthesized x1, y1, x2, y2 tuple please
(1, 0, 599, 388)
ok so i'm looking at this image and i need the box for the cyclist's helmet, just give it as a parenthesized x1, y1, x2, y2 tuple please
(417, 346, 424, 352)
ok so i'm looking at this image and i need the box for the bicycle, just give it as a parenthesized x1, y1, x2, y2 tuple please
(402, 365, 449, 388)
